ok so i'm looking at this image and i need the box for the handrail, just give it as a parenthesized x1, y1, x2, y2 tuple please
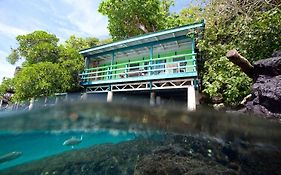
(82, 64, 196, 80)
(84, 53, 196, 72)
(80, 59, 196, 80)
(80, 59, 195, 76)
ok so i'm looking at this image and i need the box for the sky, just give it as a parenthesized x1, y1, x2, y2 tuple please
(0, 0, 189, 83)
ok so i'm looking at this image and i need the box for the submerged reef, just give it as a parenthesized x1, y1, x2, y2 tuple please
(1, 134, 280, 175)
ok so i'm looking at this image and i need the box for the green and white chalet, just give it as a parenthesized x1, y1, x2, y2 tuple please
(79, 21, 205, 110)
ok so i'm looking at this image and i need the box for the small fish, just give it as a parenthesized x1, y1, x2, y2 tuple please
(0, 151, 22, 164)
(63, 136, 83, 148)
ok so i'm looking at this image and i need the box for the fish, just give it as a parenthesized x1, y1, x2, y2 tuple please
(0, 151, 22, 164)
(62, 136, 83, 148)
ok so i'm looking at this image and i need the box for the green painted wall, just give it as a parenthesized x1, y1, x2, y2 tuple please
(88, 48, 194, 80)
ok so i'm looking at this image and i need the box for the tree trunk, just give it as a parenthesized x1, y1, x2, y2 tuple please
(226, 49, 254, 78)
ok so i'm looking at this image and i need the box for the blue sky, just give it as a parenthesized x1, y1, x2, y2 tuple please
(0, 0, 189, 83)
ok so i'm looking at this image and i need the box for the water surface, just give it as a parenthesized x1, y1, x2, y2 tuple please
(0, 101, 280, 175)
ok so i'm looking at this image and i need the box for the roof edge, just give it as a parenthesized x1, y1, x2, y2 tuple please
(79, 20, 205, 55)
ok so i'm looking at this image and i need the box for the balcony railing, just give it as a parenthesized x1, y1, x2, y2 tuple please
(80, 53, 197, 85)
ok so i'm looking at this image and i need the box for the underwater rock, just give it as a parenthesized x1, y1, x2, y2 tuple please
(134, 141, 236, 175)
(134, 153, 235, 175)
(1, 134, 280, 175)
(138, 135, 281, 175)
(0, 139, 158, 175)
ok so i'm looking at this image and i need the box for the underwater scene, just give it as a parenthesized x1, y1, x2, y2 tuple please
(0, 101, 280, 175)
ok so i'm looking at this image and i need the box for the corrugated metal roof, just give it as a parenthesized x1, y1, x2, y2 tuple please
(80, 21, 205, 59)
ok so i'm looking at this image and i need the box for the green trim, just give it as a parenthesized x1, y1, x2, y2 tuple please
(81, 72, 198, 86)
(85, 52, 194, 72)
(80, 52, 197, 84)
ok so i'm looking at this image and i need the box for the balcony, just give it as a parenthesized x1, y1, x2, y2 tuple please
(80, 53, 197, 86)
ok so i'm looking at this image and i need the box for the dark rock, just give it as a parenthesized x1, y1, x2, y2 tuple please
(0, 139, 159, 175)
(241, 55, 281, 121)
(134, 136, 237, 175)
(1, 134, 280, 175)
(253, 57, 281, 77)
(134, 153, 235, 175)
(272, 50, 281, 57)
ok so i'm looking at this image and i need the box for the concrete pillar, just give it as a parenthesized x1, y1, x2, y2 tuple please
(81, 93, 88, 101)
(107, 91, 113, 102)
(44, 97, 48, 106)
(65, 94, 68, 102)
(150, 91, 156, 106)
(14, 103, 19, 110)
(28, 98, 34, 111)
(55, 96, 59, 104)
(196, 90, 200, 105)
(187, 86, 196, 111)
(156, 96, 161, 105)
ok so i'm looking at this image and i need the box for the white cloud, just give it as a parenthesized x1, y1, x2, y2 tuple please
(0, 50, 16, 83)
(0, 50, 24, 83)
(62, 0, 109, 38)
(0, 61, 16, 80)
(0, 23, 29, 38)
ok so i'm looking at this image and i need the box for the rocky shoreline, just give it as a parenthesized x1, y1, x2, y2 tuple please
(226, 50, 281, 122)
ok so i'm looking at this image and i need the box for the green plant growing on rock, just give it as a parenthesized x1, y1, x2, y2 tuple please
(197, 0, 281, 105)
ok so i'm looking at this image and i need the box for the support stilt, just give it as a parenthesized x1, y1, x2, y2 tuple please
(107, 91, 113, 102)
(187, 86, 196, 111)
(29, 98, 34, 111)
(156, 96, 161, 105)
(150, 91, 156, 106)
(81, 93, 88, 101)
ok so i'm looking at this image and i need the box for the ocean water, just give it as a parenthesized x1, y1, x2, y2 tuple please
(0, 130, 137, 170)
(0, 101, 280, 175)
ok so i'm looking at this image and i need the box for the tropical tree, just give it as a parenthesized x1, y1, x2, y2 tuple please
(7, 31, 60, 65)
(5, 32, 100, 102)
(12, 62, 72, 101)
(99, 0, 175, 40)
(64, 35, 99, 51)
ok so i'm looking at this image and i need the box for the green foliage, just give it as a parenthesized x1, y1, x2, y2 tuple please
(178, 6, 203, 25)
(64, 35, 99, 51)
(15, 31, 60, 65)
(13, 62, 72, 101)
(198, 0, 281, 105)
(98, 0, 174, 40)
(239, 7, 281, 61)
(6, 49, 20, 65)
(203, 57, 252, 106)
(97, 38, 113, 45)
(0, 78, 14, 98)
(5, 33, 97, 102)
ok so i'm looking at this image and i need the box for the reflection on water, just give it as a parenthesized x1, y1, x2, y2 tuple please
(0, 101, 280, 175)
